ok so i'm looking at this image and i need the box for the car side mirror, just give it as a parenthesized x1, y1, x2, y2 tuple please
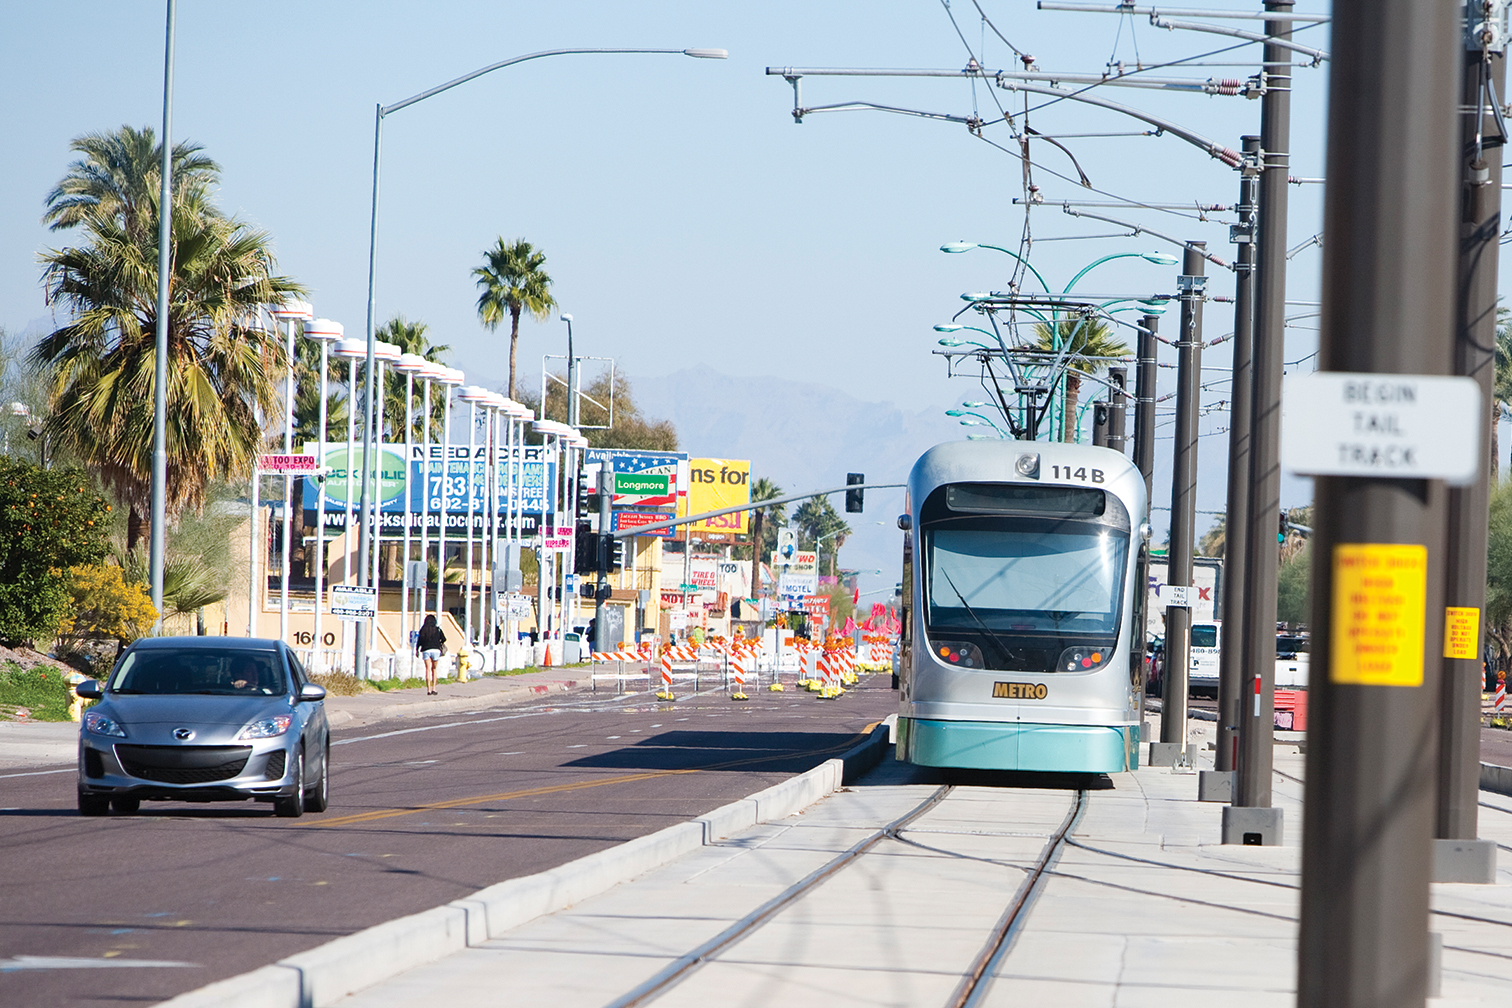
(75, 679, 102, 700)
(297, 683, 327, 703)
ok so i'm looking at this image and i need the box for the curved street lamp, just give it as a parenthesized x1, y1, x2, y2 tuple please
(354, 44, 728, 677)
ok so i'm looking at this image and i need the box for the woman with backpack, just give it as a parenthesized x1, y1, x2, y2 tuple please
(416, 614, 446, 695)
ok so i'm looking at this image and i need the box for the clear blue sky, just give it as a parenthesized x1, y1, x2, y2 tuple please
(3, 2, 1480, 556)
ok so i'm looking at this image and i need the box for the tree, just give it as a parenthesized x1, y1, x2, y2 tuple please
(35, 190, 304, 550)
(1276, 543, 1311, 626)
(792, 496, 851, 575)
(520, 372, 679, 451)
(373, 315, 450, 441)
(1486, 482, 1512, 668)
(43, 125, 220, 241)
(473, 238, 556, 401)
(58, 564, 157, 650)
(745, 477, 785, 595)
(1493, 307, 1512, 481)
(0, 457, 112, 645)
(1198, 515, 1225, 558)
(1031, 316, 1130, 442)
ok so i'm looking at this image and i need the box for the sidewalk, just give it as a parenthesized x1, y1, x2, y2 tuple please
(0, 667, 594, 770)
(322, 720, 1511, 1008)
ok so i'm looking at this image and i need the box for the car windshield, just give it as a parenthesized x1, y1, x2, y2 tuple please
(108, 649, 287, 696)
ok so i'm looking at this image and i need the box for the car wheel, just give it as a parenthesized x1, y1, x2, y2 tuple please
(274, 749, 305, 818)
(78, 791, 110, 816)
(304, 743, 329, 814)
(110, 796, 140, 815)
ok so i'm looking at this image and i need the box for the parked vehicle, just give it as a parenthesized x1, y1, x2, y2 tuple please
(75, 637, 330, 818)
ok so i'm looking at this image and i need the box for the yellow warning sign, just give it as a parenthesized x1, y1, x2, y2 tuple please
(1443, 606, 1481, 660)
(1330, 543, 1427, 687)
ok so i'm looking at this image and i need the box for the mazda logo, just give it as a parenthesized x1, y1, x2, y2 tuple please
(173, 728, 194, 741)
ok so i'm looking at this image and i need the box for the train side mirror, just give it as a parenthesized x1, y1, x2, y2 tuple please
(1139, 522, 1153, 542)
(897, 514, 912, 531)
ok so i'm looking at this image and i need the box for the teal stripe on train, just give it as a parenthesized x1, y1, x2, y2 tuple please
(897, 718, 1136, 772)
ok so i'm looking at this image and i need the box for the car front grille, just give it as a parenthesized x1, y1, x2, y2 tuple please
(264, 750, 286, 780)
(115, 745, 253, 784)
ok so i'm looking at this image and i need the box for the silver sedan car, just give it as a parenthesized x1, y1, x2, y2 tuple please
(75, 637, 330, 818)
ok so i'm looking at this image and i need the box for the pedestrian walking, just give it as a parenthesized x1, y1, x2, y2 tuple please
(416, 614, 446, 695)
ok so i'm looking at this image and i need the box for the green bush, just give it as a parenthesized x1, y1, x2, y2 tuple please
(308, 671, 369, 697)
(0, 661, 77, 721)
(0, 458, 111, 645)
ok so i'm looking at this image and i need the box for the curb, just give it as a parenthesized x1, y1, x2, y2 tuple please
(1483, 761, 1512, 798)
(155, 723, 892, 1008)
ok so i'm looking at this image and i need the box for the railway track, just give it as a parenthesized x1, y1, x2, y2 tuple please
(604, 785, 1089, 1008)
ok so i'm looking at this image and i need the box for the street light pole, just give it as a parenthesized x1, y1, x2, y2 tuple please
(1157, 243, 1205, 758)
(149, 0, 176, 633)
(1216, 135, 1262, 775)
(1297, 0, 1460, 1002)
(1435, 5, 1504, 879)
(353, 47, 725, 677)
(1229, 0, 1294, 841)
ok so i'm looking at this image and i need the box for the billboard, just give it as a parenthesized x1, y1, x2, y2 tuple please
(682, 458, 750, 535)
(301, 443, 554, 536)
(774, 549, 818, 598)
(583, 449, 686, 510)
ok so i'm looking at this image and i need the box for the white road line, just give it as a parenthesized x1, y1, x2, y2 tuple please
(0, 768, 74, 780)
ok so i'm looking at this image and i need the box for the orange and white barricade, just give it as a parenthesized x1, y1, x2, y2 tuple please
(655, 649, 676, 700)
(730, 648, 749, 700)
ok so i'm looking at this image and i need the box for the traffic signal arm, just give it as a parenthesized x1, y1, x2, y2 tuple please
(607, 481, 904, 538)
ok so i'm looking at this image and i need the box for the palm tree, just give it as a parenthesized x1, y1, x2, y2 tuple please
(43, 125, 220, 241)
(374, 315, 449, 441)
(1031, 316, 1130, 442)
(35, 196, 304, 551)
(1493, 307, 1512, 481)
(748, 477, 784, 600)
(473, 239, 556, 400)
(793, 496, 851, 576)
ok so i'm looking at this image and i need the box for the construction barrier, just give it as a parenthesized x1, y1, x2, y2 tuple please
(730, 649, 748, 701)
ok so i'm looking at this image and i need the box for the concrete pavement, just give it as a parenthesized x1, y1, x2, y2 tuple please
(325, 717, 1511, 1008)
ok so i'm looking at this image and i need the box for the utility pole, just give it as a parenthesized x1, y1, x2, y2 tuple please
(1435, 0, 1505, 884)
(1228, 0, 1292, 844)
(1106, 366, 1127, 455)
(594, 467, 612, 651)
(1133, 315, 1159, 501)
(1215, 135, 1262, 779)
(1297, 0, 1461, 1004)
(1155, 244, 1204, 762)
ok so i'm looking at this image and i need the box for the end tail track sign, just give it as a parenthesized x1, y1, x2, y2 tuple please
(1280, 372, 1482, 485)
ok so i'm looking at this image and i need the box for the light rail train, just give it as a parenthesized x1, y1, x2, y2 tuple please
(894, 440, 1149, 772)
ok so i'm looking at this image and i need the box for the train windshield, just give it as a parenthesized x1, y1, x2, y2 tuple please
(920, 483, 1131, 673)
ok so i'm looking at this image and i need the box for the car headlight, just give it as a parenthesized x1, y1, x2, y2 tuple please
(83, 712, 126, 738)
(238, 715, 292, 740)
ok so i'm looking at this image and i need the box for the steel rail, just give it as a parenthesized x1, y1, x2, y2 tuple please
(604, 785, 957, 1007)
(948, 789, 1090, 1007)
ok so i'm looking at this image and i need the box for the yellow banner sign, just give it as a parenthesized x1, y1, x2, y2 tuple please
(1443, 606, 1481, 660)
(683, 459, 750, 534)
(1330, 543, 1427, 687)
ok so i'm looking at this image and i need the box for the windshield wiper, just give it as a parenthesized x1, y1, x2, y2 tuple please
(110, 688, 144, 694)
(939, 568, 1018, 664)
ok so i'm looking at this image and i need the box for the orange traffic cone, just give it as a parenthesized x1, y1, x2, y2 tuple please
(543, 643, 554, 667)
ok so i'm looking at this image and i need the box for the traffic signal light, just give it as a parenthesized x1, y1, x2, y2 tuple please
(845, 473, 864, 513)
(601, 532, 625, 574)
(576, 469, 595, 518)
(575, 520, 599, 571)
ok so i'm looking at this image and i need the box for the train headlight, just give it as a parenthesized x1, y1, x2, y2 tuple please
(933, 641, 985, 668)
(1058, 646, 1113, 672)
(1015, 453, 1040, 478)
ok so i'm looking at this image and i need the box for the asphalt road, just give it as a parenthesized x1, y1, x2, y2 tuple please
(0, 677, 898, 1008)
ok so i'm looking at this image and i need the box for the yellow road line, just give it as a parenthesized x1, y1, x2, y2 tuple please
(313, 725, 879, 829)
